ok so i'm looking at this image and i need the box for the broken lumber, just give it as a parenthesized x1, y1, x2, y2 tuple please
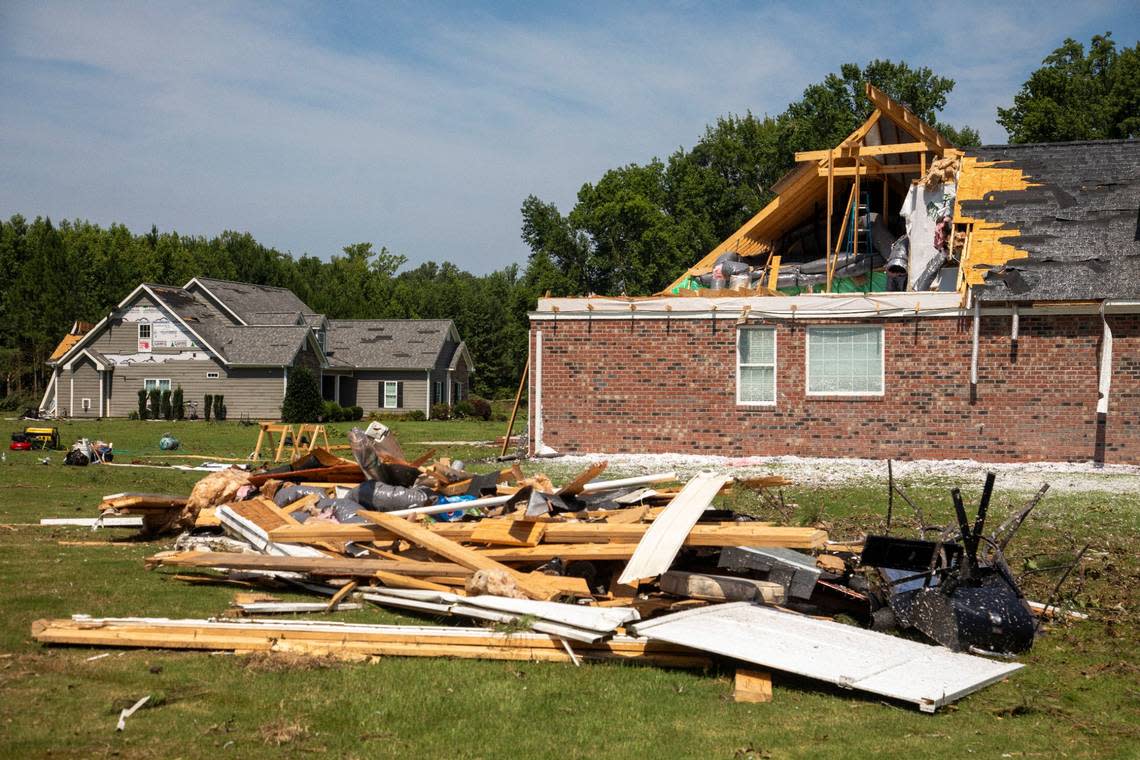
(356, 510, 556, 600)
(31, 616, 710, 669)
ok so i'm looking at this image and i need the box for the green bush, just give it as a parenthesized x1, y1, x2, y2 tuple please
(452, 400, 476, 419)
(160, 389, 173, 420)
(430, 403, 452, 420)
(406, 409, 426, 421)
(148, 388, 162, 420)
(204, 394, 213, 422)
(350, 405, 364, 421)
(281, 367, 322, 422)
(127, 410, 139, 420)
(215, 394, 227, 421)
(137, 389, 148, 420)
(172, 386, 184, 421)
(469, 397, 492, 421)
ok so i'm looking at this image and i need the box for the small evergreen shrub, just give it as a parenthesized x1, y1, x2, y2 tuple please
(137, 390, 148, 420)
(204, 394, 213, 422)
(430, 403, 452, 420)
(281, 367, 322, 422)
(160, 389, 173, 420)
(214, 394, 226, 421)
(453, 400, 476, 419)
(172, 386, 184, 420)
(148, 388, 162, 420)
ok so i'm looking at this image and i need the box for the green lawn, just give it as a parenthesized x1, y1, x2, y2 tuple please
(0, 418, 1137, 758)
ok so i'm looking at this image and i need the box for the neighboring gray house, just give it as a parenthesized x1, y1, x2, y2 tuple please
(42, 278, 473, 419)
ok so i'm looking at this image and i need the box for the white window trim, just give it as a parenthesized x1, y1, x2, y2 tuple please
(137, 322, 152, 352)
(206, 371, 220, 379)
(433, 380, 442, 405)
(81, 398, 91, 412)
(382, 381, 399, 409)
(143, 378, 172, 391)
(736, 327, 777, 407)
(805, 325, 886, 397)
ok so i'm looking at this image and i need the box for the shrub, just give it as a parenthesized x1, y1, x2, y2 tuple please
(281, 367, 322, 422)
(172, 386, 184, 420)
(430, 403, 452, 421)
(469, 396, 492, 421)
(127, 410, 139, 420)
(148, 388, 162, 420)
(137, 390, 148, 420)
(406, 409, 426, 421)
(160, 389, 173, 420)
(322, 400, 340, 422)
(452, 400, 476, 419)
(215, 394, 227, 421)
(204, 394, 213, 422)
(350, 405, 364, 421)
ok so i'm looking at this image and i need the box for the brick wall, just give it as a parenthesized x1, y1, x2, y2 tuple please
(529, 313, 1140, 464)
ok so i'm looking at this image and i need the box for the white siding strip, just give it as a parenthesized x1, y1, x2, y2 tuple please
(533, 330, 543, 452)
(1097, 304, 1113, 415)
(617, 472, 730, 585)
(630, 602, 1023, 712)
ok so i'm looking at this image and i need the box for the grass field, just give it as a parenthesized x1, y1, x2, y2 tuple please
(1, 418, 1138, 758)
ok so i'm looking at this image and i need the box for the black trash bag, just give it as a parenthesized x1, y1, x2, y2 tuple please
(349, 481, 435, 511)
(64, 449, 89, 467)
(273, 484, 329, 508)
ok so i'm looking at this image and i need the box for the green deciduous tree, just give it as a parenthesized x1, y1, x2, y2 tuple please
(998, 33, 1140, 142)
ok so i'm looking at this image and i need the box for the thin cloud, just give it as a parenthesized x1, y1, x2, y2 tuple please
(1, 1, 1136, 272)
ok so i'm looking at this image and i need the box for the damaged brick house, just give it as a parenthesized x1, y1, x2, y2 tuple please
(529, 85, 1140, 464)
(42, 278, 473, 419)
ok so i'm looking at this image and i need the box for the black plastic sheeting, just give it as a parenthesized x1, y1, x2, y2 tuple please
(965, 140, 1140, 302)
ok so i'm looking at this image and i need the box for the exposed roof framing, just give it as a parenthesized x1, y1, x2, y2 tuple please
(662, 84, 952, 293)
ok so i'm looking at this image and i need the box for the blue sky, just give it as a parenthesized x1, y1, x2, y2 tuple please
(2, 1, 1137, 273)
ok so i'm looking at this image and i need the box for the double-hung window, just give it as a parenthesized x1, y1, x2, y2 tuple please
(736, 327, 777, 405)
(383, 381, 399, 409)
(137, 323, 152, 352)
(806, 326, 884, 395)
(143, 378, 171, 392)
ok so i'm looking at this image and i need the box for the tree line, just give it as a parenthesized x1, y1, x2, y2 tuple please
(2, 35, 1134, 409)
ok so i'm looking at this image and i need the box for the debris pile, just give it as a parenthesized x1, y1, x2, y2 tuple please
(33, 430, 1068, 712)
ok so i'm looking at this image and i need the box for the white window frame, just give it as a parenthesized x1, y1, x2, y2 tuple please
(137, 322, 152, 352)
(805, 326, 885, 397)
(432, 380, 442, 405)
(382, 381, 399, 409)
(143, 378, 171, 391)
(81, 398, 91, 412)
(736, 327, 778, 406)
(206, 371, 220, 379)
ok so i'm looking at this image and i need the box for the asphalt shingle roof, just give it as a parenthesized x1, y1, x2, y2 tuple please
(966, 140, 1140, 302)
(193, 277, 319, 324)
(325, 319, 453, 369)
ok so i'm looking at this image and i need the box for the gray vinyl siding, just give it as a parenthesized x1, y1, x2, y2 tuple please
(67, 358, 102, 418)
(107, 362, 285, 419)
(89, 293, 207, 357)
(354, 370, 428, 415)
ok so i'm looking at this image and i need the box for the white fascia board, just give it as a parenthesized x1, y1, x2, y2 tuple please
(63, 348, 111, 371)
(183, 277, 248, 325)
(530, 294, 1140, 322)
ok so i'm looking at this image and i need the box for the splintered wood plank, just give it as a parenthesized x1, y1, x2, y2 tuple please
(372, 571, 454, 593)
(734, 669, 773, 703)
(356, 511, 551, 600)
(150, 550, 473, 578)
(469, 519, 546, 547)
(325, 581, 358, 611)
(479, 544, 643, 562)
(556, 461, 608, 497)
(31, 617, 711, 668)
(267, 521, 827, 549)
(604, 506, 648, 524)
